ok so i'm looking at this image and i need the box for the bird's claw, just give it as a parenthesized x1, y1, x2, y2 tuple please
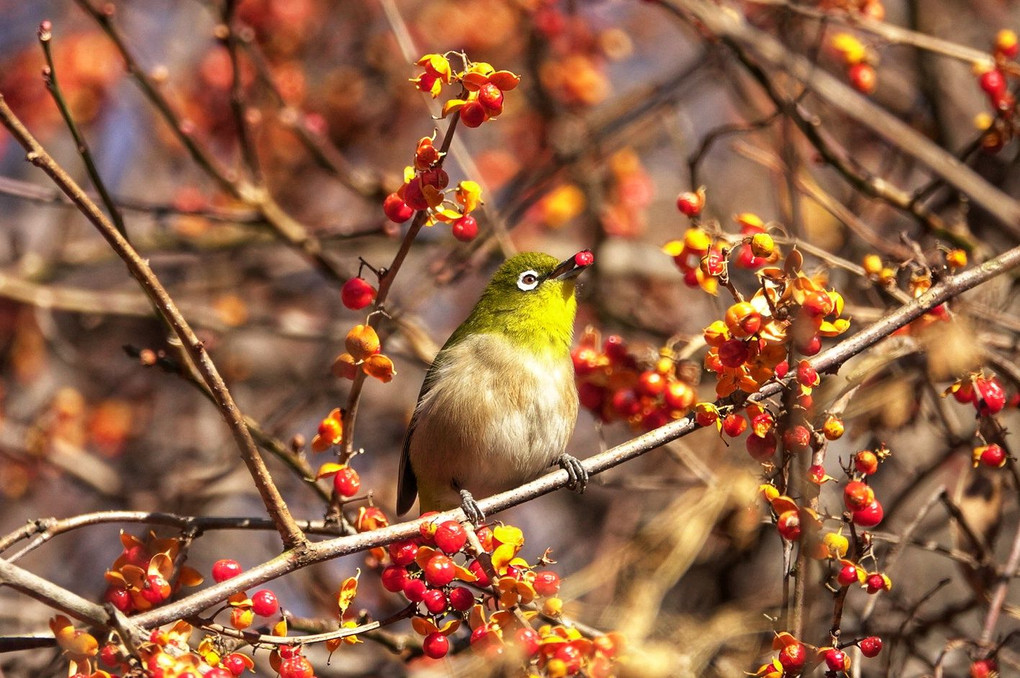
(459, 489, 485, 525)
(557, 454, 588, 494)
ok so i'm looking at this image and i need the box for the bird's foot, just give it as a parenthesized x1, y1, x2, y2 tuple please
(557, 454, 588, 494)
(459, 489, 485, 525)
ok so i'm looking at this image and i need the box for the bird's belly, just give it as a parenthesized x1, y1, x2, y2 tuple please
(409, 335, 578, 510)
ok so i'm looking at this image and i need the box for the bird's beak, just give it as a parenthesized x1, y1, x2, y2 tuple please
(547, 250, 594, 281)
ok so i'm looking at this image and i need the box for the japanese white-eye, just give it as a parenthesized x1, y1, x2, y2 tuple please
(397, 250, 593, 522)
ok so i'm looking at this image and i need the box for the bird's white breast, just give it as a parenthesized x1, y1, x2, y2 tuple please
(408, 332, 578, 511)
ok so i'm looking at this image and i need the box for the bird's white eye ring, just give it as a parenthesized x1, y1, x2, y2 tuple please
(517, 270, 540, 291)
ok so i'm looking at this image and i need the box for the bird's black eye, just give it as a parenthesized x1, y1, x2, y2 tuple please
(517, 270, 540, 291)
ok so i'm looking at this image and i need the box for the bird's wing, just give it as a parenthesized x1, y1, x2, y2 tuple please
(396, 352, 445, 515)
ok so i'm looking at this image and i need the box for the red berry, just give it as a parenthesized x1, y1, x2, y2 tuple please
(796, 360, 819, 387)
(637, 370, 666, 397)
(424, 554, 456, 587)
(952, 381, 975, 403)
(776, 510, 802, 541)
(746, 433, 778, 461)
(824, 648, 849, 672)
(341, 277, 377, 310)
(778, 642, 807, 672)
(206, 670, 233, 678)
(381, 565, 409, 593)
(603, 335, 629, 363)
(422, 588, 448, 614)
(854, 450, 879, 475)
(99, 644, 120, 668)
(782, 424, 812, 452)
(515, 627, 540, 656)
(402, 177, 430, 211)
(808, 464, 828, 484)
(333, 466, 361, 497)
(222, 653, 249, 676)
(979, 68, 1007, 99)
(849, 62, 877, 94)
(388, 539, 419, 566)
(722, 413, 747, 437)
(837, 564, 860, 587)
(251, 589, 279, 617)
(554, 643, 583, 673)
(610, 388, 641, 417)
(664, 380, 695, 411)
(533, 570, 561, 597)
(459, 100, 487, 127)
(105, 586, 133, 613)
(970, 658, 999, 678)
(975, 377, 1006, 415)
(434, 521, 468, 554)
(423, 631, 450, 659)
(278, 656, 314, 678)
(383, 192, 414, 223)
(853, 500, 884, 528)
(718, 339, 750, 368)
(574, 250, 594, 267)
(451, 214, 479, 242)
(979, 443, 1007, 468)
(801, 290, 834, 318)
(477, 83, 504, 116)
(859, 636, 883, 658)
(468, 559, 491, 587)
(448, 586, 475, 611)
(142, 573, 170, 604)
(676, 191, 704, 217)
(796, 334, 822, 356)
(843, 480, 875, 512)
(403, 577, 428, 602)
(866, 573, 888, 593)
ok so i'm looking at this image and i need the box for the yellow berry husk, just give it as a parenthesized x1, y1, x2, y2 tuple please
(750, 232, 775, 258)
(735, 212, 765, 232)
(945, 249, 967, 269)
(345, 324, 381, 361)
(703, 320, 730, 347)
(683, 227, 712, 253)
(542, 597, 563, 616)
(822, 414, 844, 440)
(831, 32, 868, 65)
(862, 254, 883, 276)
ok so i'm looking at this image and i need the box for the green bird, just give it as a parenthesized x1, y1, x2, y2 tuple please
(397, 250, 593, 522)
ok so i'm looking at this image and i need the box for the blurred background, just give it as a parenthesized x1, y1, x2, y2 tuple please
(1, 0, 1019, 676)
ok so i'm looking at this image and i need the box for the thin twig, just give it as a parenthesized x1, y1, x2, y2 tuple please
(38, 20, 128, 241)
(0, 94, 306, 550)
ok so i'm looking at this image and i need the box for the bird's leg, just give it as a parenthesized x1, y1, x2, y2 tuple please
(459, 489, 485, 525)
(557, 454, 588, 494)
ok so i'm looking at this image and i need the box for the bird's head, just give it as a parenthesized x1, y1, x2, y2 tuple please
(455, 250, 593, 353)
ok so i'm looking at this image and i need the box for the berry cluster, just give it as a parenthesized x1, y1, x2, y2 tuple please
(974, 29, 1020, 153)
(103, 532, 203, 614)
(379, 517, 623, 675)
(571, 328, 697, 431)
(829, 32, 877, 95)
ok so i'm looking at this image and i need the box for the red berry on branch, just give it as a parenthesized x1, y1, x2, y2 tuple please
(459, 100, 487, 128)
(333, 466, 361, 497)
(424, 554, 456, 587)
(423, 631, 450, 659)
(341, 277, 377, 310)
(434, 521, 468, 554)
(251, 589, 279, 617)
(452, 215, 479, 242)
(859, 636, 883, 658)
(533, 570, 561, 596)
(383, 192, 414, 223)
(778, 642, 807, 673)
(422, 588, 448, 615)
(852, 500, 884, 528)
(381, 565, 409, 593)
